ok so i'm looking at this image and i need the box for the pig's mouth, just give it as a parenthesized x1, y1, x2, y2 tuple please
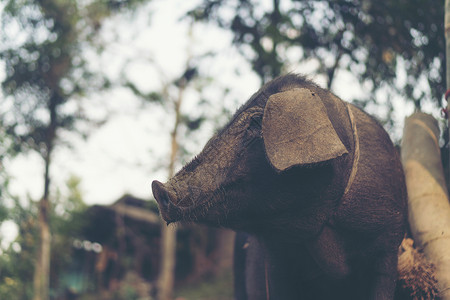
(152, 180, 226, 224)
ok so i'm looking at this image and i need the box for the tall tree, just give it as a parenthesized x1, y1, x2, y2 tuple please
(122, 22, 223, 297)
(125, 60, 200, 300)
(0, 1, 148, 299)
(189, 0, 445, 110)
(157, 71, 187, 300)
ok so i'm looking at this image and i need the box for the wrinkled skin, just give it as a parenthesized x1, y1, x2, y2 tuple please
(152, 74, 407, 300)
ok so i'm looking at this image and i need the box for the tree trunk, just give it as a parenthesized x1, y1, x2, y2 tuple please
(33, 201, 51, 300)
(158, 224, 177, 300)
(33, 152, 52, 300)
(33, 95, 58, 300)
(401, 112, 450, 299)
(157, 78, 186, 300)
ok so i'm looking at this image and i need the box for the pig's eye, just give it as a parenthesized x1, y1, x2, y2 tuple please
(246, 114, 262, 134)
(247, 115, 262, 130)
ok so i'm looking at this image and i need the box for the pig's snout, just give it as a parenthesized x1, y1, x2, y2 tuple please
(152, 180, 183, 223)
(153, 180, 193, 223)
(152, 180, 171, 210)
(152, 179, 208, 223)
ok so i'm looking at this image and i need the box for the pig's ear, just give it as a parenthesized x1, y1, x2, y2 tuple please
(262, 88, 348, 172)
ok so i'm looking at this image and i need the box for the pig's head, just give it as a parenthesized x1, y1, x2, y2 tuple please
(152, 76, 348, 233)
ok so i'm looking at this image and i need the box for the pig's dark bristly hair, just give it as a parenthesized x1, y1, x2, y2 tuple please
(182, 155, 201, 173)
(218, 74, 316, 135)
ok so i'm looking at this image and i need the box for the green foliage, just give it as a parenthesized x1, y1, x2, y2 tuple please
(1, 0, 95, 154)
(189, 0, 445, 110)
(51, 176, 89, 253)
(50, 175, 91, 298)
(124, 81, 164, 103)
(0, 0, 151, 155)
(0, 197, 38, 300)
(0, 123, 18, 210)
(0, 175, 89, 300)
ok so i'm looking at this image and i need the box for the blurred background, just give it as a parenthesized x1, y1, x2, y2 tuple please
(0, 0, 446, 299)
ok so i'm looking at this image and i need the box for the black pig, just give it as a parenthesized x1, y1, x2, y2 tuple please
(152, 74, 407, 300)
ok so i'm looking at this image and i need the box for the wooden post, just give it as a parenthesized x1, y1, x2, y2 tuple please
(401, 112, 450, 299)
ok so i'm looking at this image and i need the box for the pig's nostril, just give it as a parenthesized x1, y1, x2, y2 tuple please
(152, 180, 170, 208)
